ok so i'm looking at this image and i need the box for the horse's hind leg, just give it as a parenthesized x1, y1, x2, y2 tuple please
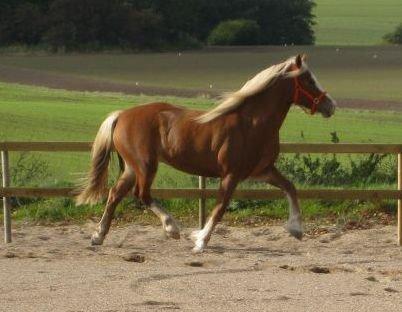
(135, 163, 180, 239)
(91, 168, 135, 245)
(149, 201, 180, 239)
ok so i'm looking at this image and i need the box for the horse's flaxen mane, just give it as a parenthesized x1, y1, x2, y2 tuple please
(196, 56, 307, 123)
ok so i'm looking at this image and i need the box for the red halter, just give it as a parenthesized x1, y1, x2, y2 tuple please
(293, 76, 327, 115)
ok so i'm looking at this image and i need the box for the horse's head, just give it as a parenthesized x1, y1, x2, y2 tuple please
(290, 54, 336, 118)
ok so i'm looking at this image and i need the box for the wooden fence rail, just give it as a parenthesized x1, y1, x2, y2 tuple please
(1, 141, 402, 245)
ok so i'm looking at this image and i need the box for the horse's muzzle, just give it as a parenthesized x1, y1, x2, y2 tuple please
(320, 97, 337, 118)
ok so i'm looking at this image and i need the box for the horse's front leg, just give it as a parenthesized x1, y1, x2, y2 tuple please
(262, 166, 303, 240)
(191, 174, 238, 253)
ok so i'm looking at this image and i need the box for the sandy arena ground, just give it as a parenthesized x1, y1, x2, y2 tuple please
(0, 223, 401, 312)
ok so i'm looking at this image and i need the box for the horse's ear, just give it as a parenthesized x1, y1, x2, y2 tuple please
(295, 54, 302, 68)
(302, 54, 308, 62)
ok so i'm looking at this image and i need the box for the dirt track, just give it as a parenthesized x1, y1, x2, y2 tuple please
(1, 64, 401, 111)
(0, 223, 401, 311)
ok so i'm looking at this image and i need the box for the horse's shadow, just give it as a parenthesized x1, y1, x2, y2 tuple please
(131, 267, 261, 290)
(208, 245, 302, 257)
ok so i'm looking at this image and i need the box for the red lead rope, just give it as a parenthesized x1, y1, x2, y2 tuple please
(293, 76, 327, 115)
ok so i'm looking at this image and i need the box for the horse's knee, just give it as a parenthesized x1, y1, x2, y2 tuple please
(138, 188, 152, 206)
(133, 183, 139, 198)
(106, 186, 118, 205)
(283, 179, 296, 194)
(107, 176, 133, 206)
(213, 203, 226, 222)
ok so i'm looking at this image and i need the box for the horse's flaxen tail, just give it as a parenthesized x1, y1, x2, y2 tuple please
(75, 110, 122, 206)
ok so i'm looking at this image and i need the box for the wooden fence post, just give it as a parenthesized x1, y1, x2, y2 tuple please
(198, 176, 206, 229)
(1, 150, 11, 243)
(398, 153, 401, 246)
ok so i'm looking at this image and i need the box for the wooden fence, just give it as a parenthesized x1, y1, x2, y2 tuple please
(1, 141, 402, 245)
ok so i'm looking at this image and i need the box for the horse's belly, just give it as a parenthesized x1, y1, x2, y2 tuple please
(159, 115, 223, 177)
(159, 153, 221, 178)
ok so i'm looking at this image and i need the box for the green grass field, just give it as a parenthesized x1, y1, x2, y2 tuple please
(1, 44, 402, 225)
(1, 81, 401, 187)
(1, 46, 402, 102)
(1, 81, 399, 225)
(314, 0, 402, 45)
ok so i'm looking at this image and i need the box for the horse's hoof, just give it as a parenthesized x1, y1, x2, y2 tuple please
(286, 217, 303, 240)
(287, 227, 303, 240)
(91, 233, 104, 245)
(192, 245, 204, 254)
(166, 229, 180, 240)
(190, 230, 201, 243)
(163, 217, 180, 240)
(190, 230, 206, 253)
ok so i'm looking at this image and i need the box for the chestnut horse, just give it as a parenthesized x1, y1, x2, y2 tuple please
(76, 54, 336, 252)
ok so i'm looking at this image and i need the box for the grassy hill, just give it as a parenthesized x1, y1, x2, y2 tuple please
(1, 46, 402, 103)
(314, 0, 402, 45)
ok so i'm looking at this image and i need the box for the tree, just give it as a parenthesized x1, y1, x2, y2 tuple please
(12, 2, 46, 45)
(248, 0, 316, 45)
(129, 0, 316, 45)
(384, 23, 402, 44)
(207, 19, 261, 45)
(0, 0, 317, 50)
(0, 1, 47, 46)
(45, 0, 165, 51)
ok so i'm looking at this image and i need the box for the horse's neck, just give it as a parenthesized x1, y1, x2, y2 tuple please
(245, 79, 293, 129)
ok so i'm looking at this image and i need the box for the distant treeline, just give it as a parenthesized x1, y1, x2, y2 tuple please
(0, 0, 316, 51)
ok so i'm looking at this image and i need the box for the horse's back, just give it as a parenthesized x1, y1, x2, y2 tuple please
(120, 102, 182, 118)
